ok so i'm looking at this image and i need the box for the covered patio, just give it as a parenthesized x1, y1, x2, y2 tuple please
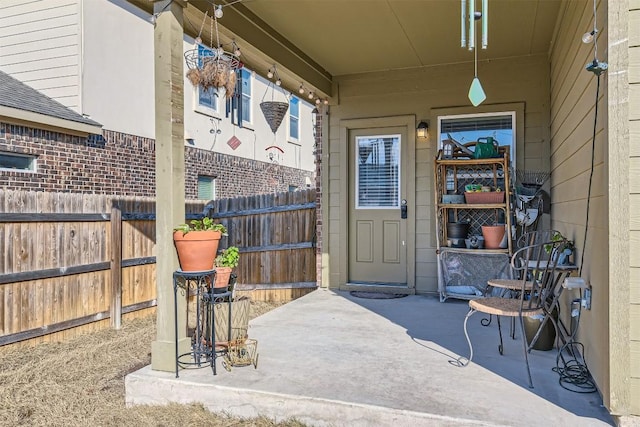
(126, 289, 613, 426)
(129, 0, 637, 422)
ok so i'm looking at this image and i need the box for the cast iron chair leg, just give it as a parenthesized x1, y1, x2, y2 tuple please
(456, 308, 476, 367)
(519, 315, 534, 388)
(497, 315, 504, 355)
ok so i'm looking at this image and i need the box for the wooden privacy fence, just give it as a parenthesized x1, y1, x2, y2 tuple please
(0, 189, 316, 348)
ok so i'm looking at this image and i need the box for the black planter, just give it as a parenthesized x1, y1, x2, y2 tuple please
(447, 222, 470, 239)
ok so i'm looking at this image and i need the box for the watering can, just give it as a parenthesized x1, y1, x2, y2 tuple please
(474, 137, 499, 159)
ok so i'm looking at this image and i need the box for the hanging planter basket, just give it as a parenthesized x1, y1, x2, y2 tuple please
(185, 48, 240, 98)
(260, 101, 289, 133)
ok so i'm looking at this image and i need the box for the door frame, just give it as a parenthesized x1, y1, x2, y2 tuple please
(338, 115, 416, 291)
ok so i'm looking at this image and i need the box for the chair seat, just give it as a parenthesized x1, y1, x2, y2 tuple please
(469, 297, 544, 317)
(487, 279, 534, 290)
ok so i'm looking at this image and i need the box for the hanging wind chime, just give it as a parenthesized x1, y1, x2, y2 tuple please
(184, 5, 242, 98)
(461, 0, 488, 106)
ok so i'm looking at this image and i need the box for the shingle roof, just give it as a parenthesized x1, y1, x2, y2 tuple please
(0, 70, 101, 127)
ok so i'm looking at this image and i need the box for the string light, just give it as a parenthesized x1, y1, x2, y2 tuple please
(214, 5, 223, 19)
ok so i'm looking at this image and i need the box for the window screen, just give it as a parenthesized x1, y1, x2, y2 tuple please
(439, 112, 515, 166)
(289, 96, 299, 140)
(356, 135, 400, 209)
(197, 176, 216, 200)
(0, 153, 36, 172)
(197, 46, 218, 111)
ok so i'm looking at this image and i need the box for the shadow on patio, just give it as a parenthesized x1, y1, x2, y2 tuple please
(126, 289, 613, 426)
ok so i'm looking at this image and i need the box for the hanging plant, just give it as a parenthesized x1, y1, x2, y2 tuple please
(259, 64, 289, 133)
(184, 9, 241, 98)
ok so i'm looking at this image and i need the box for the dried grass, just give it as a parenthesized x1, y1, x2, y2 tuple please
(0, 300, 301, 427)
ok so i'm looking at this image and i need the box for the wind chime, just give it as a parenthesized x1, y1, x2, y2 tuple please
(184, 4, 242, 98)
(461, 0, 488, 106)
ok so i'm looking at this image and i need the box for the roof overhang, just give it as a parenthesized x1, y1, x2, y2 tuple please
(0, 106, 103, 137)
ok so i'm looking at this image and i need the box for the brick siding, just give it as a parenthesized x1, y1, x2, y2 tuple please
(0, 123, 314, 199)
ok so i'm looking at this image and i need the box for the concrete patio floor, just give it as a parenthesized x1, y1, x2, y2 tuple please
(126, 289, 613, 426)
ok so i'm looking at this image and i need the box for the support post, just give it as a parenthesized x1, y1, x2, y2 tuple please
(151, 0, 189, 372)
(110, 203, 122, 329)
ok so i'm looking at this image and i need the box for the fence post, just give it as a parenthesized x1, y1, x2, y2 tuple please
(110, 203, 122, 329)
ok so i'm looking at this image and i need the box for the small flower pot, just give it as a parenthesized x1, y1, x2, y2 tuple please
(482, 225, 506, 249)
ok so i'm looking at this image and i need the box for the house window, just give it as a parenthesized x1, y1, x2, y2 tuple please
(197, 175, 216, 200)
(355, 134, 401, 209)
(197, 45, 218, 112)
(0, 152, 36, 172)
(438, 112, 516, 168)
(240, 68, 251, 124)
(289, 96, 299, 140)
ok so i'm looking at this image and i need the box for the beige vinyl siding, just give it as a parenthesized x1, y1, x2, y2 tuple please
(630, 1, 640, 416)
(548, 0, 612, 408)
(328, 54, 551, 294)
(0, 0, 81, 111)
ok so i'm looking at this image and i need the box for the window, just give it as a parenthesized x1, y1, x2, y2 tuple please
(240, 68, 251, 124)
(0, 152, 36, 172)
(197, 176, 216, 200)
(355, 135, 400, 209)
(197, 45, 218, 112)
(289, 96, 299, 140)
(438, 112, 516, 168)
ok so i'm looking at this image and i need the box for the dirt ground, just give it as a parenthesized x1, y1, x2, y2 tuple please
(0, 300, 305, 427)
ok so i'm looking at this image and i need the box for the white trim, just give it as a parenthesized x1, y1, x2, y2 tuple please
(0, 106, 102, 135)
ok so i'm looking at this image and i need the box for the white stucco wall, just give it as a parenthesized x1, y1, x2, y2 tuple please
(1, 0, 315, 172)
(81, 0, 155, 138)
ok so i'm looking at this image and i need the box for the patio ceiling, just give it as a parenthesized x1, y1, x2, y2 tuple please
(139, 0, 562, 99)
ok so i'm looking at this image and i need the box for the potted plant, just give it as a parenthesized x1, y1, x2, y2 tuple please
(173, 218, 227, 272)
(213, 246, 240, 291)
(544, 231, 575, 265)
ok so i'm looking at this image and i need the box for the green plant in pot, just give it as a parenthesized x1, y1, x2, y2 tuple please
(214, 246, 240, 291)
(173, 218, 227, 272)
(544, 231, 575, 265)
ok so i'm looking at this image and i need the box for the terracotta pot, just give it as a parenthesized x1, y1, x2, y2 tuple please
(173, 230, 222, 271)
(482, 225, 506, 249)
(213, 266, 233, 290)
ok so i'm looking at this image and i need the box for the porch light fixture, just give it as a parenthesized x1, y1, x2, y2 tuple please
(416, 121, 429, 139)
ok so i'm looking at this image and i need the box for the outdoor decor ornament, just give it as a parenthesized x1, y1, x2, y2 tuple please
(461, 0, 489, 106)
(184, 6, 241, 98)
(259, 64, 289, 133)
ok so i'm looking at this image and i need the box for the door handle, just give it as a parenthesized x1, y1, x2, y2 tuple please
(401, 199, 408, 219)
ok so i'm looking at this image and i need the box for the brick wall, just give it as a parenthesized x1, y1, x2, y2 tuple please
(0, 123, 313, 199)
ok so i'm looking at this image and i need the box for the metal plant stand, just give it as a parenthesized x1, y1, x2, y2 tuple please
(173, 269, 232, 377)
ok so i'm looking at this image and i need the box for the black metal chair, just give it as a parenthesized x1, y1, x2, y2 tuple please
(457, 239, 567, 388)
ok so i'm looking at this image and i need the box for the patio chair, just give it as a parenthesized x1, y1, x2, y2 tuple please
(456, 239, 567, 388)
(484, 229, 563, 340)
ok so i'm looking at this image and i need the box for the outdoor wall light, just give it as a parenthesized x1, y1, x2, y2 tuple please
(417, 121, 429, 139)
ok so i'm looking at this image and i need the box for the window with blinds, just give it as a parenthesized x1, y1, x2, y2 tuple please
(197, 46, 218, 112)
(438, 112, 515, 167)
(197, 176, 216, 200)
(355, 135, 400, 209)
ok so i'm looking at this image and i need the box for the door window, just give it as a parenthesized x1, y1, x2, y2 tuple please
(355, 134, 400, 209)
